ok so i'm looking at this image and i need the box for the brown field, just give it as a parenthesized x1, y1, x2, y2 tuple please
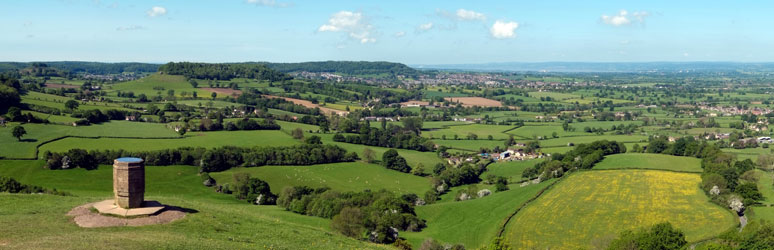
(444, 97, 502, 107)
(201, 87, 243, 97)
(263, 95, 349, 116)
(45, 83, 79, 89)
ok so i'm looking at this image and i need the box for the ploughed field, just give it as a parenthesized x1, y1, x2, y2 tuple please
(505, 170, 737, 249)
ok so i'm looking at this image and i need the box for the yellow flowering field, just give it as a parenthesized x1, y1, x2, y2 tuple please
(505, 170, 737, 249)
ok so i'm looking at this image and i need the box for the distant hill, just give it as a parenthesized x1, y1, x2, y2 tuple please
(264, 61, 419, 77)
(0, 61, 160, 74)
(158, 62, 292, 81)
(414, 62, 774, 73)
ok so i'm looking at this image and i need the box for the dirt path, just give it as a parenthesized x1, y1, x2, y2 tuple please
(67, 202, 187, 228)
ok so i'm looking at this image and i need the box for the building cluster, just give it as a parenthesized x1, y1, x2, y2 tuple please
(697, 104, 772, 116)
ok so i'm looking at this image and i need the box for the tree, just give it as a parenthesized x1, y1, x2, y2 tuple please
(481, 237, 513, 250)
(362, 147, 375, 163)
(6, 107, 22, 121)
(411, 163, 425, 176)
(401, 117, 423, 135)
(12, 125, 26, 141)
(0, 85, 20, 109)
(607, 222, 686, 250)
(64, 100, 79, 110)
(211, 92, 217, 100)
(291, 128, 304, 139)
(331, 207, 365, 238)
(382, 149, 411, 173)
(304, 135, 322, 144)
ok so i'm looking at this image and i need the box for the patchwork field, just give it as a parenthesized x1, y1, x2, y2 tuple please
(505, 170, 736, 249)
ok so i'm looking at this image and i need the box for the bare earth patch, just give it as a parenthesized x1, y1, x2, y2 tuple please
(45, 83, 79, 89)
(67, 202, 187, 228)
(444, 97, 502, 107)
(263, 95, 349, 116)
(201, 87, 243, 97)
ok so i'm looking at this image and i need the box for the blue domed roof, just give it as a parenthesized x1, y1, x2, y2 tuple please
(116, 157, 143, 163)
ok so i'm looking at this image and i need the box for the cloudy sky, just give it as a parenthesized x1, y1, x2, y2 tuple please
(1, 0, 772, 64)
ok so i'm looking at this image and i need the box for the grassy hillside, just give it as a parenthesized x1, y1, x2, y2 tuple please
(210, 162, 429, 194)
(0, 160, 387, 249)
(0, 121, 178, 159)
(402, 180, 555, 249)
(505, 170, 736, 249)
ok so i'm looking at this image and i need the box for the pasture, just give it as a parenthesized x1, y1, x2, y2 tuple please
(505, 170, 736, 249)
(422, 124, 516, 140)
(0, 121, 178, 158)
(593, 153, 703, 173)
(403, 180, 555, 249)
(38, 130, 299, 154)
(210, 162, 429, 194)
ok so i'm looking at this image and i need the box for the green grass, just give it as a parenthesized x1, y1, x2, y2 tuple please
(318, 134, 444, 173)
(485, 159, 542, 182)
(528, 91, 580, 100)
(38, 130, 298, 154)
(423, 124, 517, 140)
(402, 180, 556, 249)
(109, 74, 214, 98)
(594, 153, 703, 173)
(535, 134, 648, 148)
(0, 121, 179, 158)
(210, 162, 429, 195)
(0, 160, 388, 249)
(505, 170, 737, 249)
(507, 125, 590, 139)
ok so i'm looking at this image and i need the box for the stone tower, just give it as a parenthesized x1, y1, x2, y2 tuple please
(113, 157, 145, 208)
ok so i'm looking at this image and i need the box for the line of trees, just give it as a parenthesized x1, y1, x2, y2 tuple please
(277, 186, 425, 244)
(522, 140, 627, 180)
(43, 144, 359, 172)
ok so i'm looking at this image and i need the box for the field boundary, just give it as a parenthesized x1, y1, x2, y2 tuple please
(495, 176, 565, 238)
(589, 167, 703, 174)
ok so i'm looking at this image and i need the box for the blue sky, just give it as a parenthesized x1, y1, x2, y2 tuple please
(1, 0, 773, 64)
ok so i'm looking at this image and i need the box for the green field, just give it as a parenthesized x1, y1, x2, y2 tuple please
(486, 159, 542, 182)
(423, 124, 516, 140)
(0, 121, 179, 158)
(210, 162, 429, 194)
(0, 160, 387, 249)
(403, 180, 556, 249)
(109, 74, 214, 98)
(505, 170, 736, 249)
(38, 130, 299, 154)
(594, 153, 703, 173)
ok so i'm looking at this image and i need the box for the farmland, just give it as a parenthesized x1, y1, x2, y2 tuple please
(505, 170, 737, 249)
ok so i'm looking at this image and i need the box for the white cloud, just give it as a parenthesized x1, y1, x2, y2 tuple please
(490, 20, 519, 39)
(456, 9, 486, 21)
(318, 11, 376, 44)
(394, 31, 406, 38)
(146, 6, 167, 17)
(116, 25, 145, 31)
(246, 0, 291, 8)
(417, 22, 434, 31)
(601, 10, 649, 27)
